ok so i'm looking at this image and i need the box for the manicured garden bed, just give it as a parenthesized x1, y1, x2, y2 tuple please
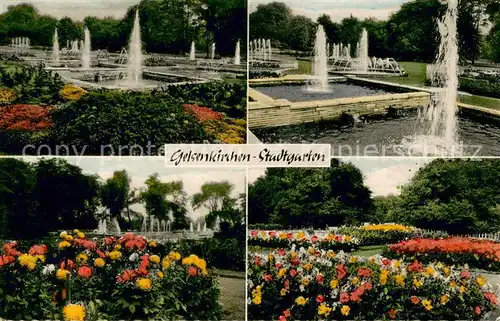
(248, 247, 499, 320)
(248, 230, 360, 252)
(385, 237, 500, 272)
(0, 230, 222, 320)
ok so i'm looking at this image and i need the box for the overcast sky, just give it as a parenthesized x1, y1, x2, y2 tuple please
(248, 157, 429, 197)
(249, 0, 411, 22)
(18, 157, 246, 220)
(1, 0, 139, 20)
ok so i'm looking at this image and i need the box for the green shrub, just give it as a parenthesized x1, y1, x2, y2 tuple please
(459, 77, 500, 99)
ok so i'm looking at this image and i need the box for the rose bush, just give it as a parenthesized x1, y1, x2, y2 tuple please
(249, 230, 360, 252)
(385, 237, 500, 272)
(248, 246, 498, 320)
(0, 230, 222, 320)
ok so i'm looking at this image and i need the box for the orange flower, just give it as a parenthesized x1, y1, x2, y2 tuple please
(77, 266, 93, 279)
(410, 296, 420, 305)
(388, 309, 397, 319)
(188, 266, 198, 277)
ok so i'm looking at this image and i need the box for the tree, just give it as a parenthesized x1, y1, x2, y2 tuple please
(192, 181, 240, 228)
(249, 2, 292, 45)
(100, 170, 131, 225)
(141, 174, 189, 229)
(397, 159, 500, 234)
(248, 160, 374, 229)
(317, 14, 341, 45)
(57, 17, 83, 47)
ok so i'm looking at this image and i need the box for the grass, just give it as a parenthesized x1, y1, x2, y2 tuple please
(219, 276, 245, 321)
(459, 95, 500, 110)
(373, 61, 427, 86)
(288, 59, 312, 74)
(352, 245, 386, 257)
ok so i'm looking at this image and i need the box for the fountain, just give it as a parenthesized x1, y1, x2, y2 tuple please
(190, 221, 194, 232)
(82, 27, 91, 69)
(307, 25, 329, 92)
(354, 29, 369, 73)
(97, 218, 121, 235)
(196, 221, 201, 232)
(97, 219, 107, 234)
(211, 43, 216, 59)
(126, 11, 143, 86)
(190, 41, 196, 60)
(52, 29, 60, 63)
(234, 40, 241, 65)
(267, 39, 272, 61)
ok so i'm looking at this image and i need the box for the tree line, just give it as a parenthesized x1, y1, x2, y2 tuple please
(249, 159, 500, 235)
(250, 0, 500, 63)
(0, 0, 246, 56)
(0, 158, 245, 239)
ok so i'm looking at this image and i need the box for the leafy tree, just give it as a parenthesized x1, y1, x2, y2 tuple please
(192, 181, 239, 228)
(249, 2, 292, 45)
(248, 160, 374, 229)
(141, 174, 189, 229)
(57, 17, 83, 47)
(397, 159, 500, 234)
(100, 170, 131, 225)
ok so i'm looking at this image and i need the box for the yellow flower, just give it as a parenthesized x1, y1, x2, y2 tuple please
(304, 263, 313, 271)
(349, 256, 358, 263)
(476, 276, 487, 287)
(424, 266, 435, 277)
(345, 235, 352, 242)
(459, 286, 466, 294)
(109, 251, 122, 261)
(63, 303, 86, 321)
(157, 271, 164, 278)
(162, 257, 172, 270)
(149, 255, 161, 264)
(60, 231, 68, 238)
(18, 254, 38, 270)
(59, 84, 87, 101)
(296, 232, 305, 240)
(440, 294, 449, 305)
(363, 224, 413, 232)
(35, 255, 45, 263)
(94, 258, 105, 267)
(393, 260, 401, 269)
(394, 274, 405, 286)
(318, 303, 332, 316)
(136, 278, 152, 291)
(307, 248, 315, 255)
(148, 241, 157, 247)
(278, 268, 287, 279)
(301, 278, 310, 286)
(77, 232, 85, 239)
(341, 305, 351, 316)
(422, 299, 433, 311)
(327, 250, 336, 258)
(413, 278, 423, 288)
(379, 270, 389, 285)
(168, 251, 181, 261)
(252, 295, 262, 305)
(57, 268, 70, 280)
(76, 253, 88, 263)
(279, 232, 287, 239)
(268, 253, 275, 261)
(443, 267, 450, 276)
(449, 281, 457, 288)
(295, 296, 307, 306)
(73, 229, 80, 234)
(290, 251, 297, 259)
(59, 241, 71, 249)
(252, 286, 262, 305)
(351, 277, 359, 285)
(64, 235, 74, 242)
(114, 244, 121, 251)
(280, 288, 287, 296)
(330, 279, 339, 289)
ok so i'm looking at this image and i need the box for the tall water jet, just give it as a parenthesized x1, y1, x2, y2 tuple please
(308, 25, 329, 92)
(81, 27, 91, 69)
(126, 11, 143, 86)
(52, 29, 60, 63)
(267, 39, 272, 60)
(190, 41, 196, 60)
(211, 43, 216, 59)
(234, 40, 241, 65)
(426, 0, 459, 149)
(355, 28, 369, 73)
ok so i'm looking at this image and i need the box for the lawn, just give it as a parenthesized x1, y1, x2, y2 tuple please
(288, 59, 312, 74)
(374, 61, 428, 86)
(351, 245, 386, 257)
(459, 94, 500, 110)
(219, 275, 245, 321)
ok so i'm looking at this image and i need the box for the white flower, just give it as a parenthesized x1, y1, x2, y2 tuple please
(42, 264, 56, 275)
(129, 253, 139, 262)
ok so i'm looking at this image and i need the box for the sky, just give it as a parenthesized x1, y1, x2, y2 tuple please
(249, 0, 412, 22)
(0, 0, 139, 20)
(248, 157, 430, 197)
(17, 156, 246, 220)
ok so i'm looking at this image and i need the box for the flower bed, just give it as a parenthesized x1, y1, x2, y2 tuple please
(385, 237, 500, 272)
(59, 84, 87, 101)
(248, 247, 498, 320)
(0, 230, 221, 320)
(338, 226, 448, 246)
(249, 230, 360, 252)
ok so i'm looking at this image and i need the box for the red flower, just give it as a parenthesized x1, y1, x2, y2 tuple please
(357, 267, 372, 278)
(0, 255, 15, 267)
(336, 264, 347, 280)
(388, 309, 398, 319)
(60, 259, 75, 271)
(460, 271, 472, 279)
(484, 292, 498, 305)
(263, 274, 273, 281)
(0, 104, 53, 132)
(253, 256, 261, 266)
(117, 269, 138, 283)
(28, 244, 48, 256)
(283, 310, 291, 318)
(311, 235, 318, 243)
(104, 237, 114, 245)
(277, 249, 286, 256)
(408, 261, 424, 272)
(382, 258, 391, 266)
(183, 104, 224, 123)
(289, 269, 297, 277)
(188, 266, 198, 277)
(77, 266, 93, 279)
(410, 296, 420, 305)
(315, 273, 324, 284)
(475, 306, 481, 315)
(275, 263, 282, 269)
(340, 292, 350, 303)
(120, 233, 147, 250)
(250, 231, 257, 237)
(316, 295, 324, 303)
